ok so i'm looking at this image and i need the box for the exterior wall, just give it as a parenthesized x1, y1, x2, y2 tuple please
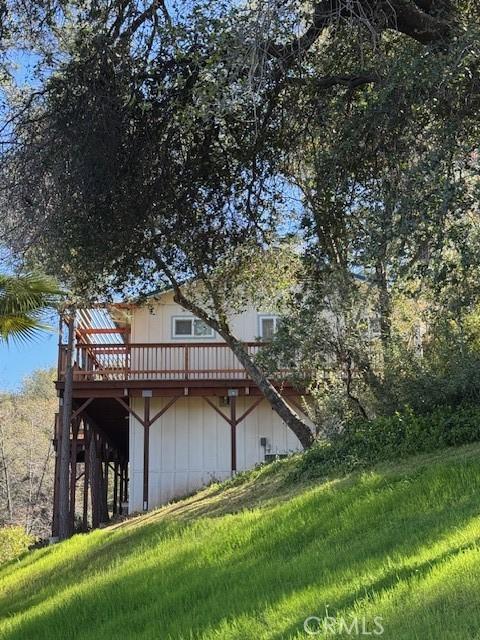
(130, 292, 272, 343)
(128, 396, 304, 511)
(128, 292, 309, 512)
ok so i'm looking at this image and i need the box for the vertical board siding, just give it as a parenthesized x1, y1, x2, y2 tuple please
(127, 293, 309, 512)
(128, 396, 304, 512)
(131, 293, 270, 345)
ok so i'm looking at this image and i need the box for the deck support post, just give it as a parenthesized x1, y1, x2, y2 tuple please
(104, 445, 110, 519)
(89, 432, 101, 529)
(119, 462, 124, 514)
(203, 394, 264, 476)
(69, 417, 80, 531)
(58, 313, 75, 540)
(120, 461, 128, 513)
(230, 395, 237, 474)
(143, 396, 151, 511)
(113, 461, 119, 516)
(117, 391, 178, 514)
(124, 462, 129, 510)
(99, 440, 108, 524)
(83, 422, 90, 531)
(52, 313, 65, 539)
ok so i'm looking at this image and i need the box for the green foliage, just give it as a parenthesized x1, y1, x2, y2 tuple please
(0, 368, 57, 538)
(0, 273, 61, 343)
(21, 367, 57, 399)
(0, 526, 35, 565)
(2, 444, 480, 638)
(181, 241, 303, 320)
(381, 311, 480, 414)
(297, 404, 480, 480)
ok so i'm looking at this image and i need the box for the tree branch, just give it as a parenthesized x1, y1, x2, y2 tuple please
(387, 0, 450, 44)
(118, 0, 170, 43)
(287, 73, 380, 91)
(267, 0, 451, 64)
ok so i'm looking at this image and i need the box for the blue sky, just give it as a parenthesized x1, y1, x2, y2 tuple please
(0, 333, 57, 391)
(0, 50, 59, 391)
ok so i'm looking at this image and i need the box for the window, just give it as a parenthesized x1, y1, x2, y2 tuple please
(259, 315, 280, 339)
(172, 316, 214, 338)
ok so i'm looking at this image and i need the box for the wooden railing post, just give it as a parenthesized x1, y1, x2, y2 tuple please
(184, 345, 189, 380)
(124, 341, 130, 381)
(64, 340, 266, 382)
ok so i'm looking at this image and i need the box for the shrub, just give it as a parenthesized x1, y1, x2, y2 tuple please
(0, 526, 35, 565)
(383, 315, 480, 415)
(296, 404, 480, 479)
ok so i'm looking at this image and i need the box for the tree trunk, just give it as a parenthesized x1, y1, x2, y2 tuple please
(220, 331, 314, 449)
(31, 440, 53, 535)
(58, 314, 75, 540)
(170, 286, 314, 449)
(0, 421, 13, 523)
(375, 258, 392, 354)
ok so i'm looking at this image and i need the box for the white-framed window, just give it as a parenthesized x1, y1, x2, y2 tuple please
(172, 316, 214, 338)
(258, 315, 281, 339)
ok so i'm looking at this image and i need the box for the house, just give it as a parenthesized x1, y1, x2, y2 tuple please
(53, 289, 313, 535)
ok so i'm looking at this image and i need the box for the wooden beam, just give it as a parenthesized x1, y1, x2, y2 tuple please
(104, 456, 109, 520)
(147, 396, 180, 426)
(143, 396, 150, 511)
(57, 378, 310, 397)
(89, 433, 100, 528)
(77, 327, 129, 335)
(69, 418, 80, 531)
(82, 424, 90, 532)
(119, 462, 124, 513)
(113, 461, 119, 516)
(203, 397, 232, 425)
(230, 395, 237, 474)
(71, 397, 93, 421)
(235, 397, 263, 426)
(119, 462, 127, 514)
(58, 313, 75, 540)
(114, 396, 145, 426)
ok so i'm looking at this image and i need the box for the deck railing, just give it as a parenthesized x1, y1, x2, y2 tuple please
(59, 342, 266, 382)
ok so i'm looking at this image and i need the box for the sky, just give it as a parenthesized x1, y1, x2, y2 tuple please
(0, 333, 58, 391)
(0, 47, 59, 391)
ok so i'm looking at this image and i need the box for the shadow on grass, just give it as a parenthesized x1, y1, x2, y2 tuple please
(2, 455, 480, 639)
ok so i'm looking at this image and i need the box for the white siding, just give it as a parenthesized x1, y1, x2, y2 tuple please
(127, 291, 312, 512)
(128, 396, 305, 512)
(131, 292, 272, 344)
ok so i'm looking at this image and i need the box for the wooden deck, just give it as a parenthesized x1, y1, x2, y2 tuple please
(59, 341, 267, 383)
(53, 313, 308, 536)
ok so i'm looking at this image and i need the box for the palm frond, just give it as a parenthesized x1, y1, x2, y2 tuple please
(0, 273, 62, 316)
(0, 315, 50, 344)
(0, 272, 63, 344)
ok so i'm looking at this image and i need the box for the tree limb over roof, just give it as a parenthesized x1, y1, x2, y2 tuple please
(267, 0, 451, 62)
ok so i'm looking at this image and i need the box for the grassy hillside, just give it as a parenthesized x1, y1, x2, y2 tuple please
(1, 445, 480, 640)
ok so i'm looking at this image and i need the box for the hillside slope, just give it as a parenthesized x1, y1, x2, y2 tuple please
(1, 445, 480, 639)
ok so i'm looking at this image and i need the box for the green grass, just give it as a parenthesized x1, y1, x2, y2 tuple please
(2, 444, 480, 639)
